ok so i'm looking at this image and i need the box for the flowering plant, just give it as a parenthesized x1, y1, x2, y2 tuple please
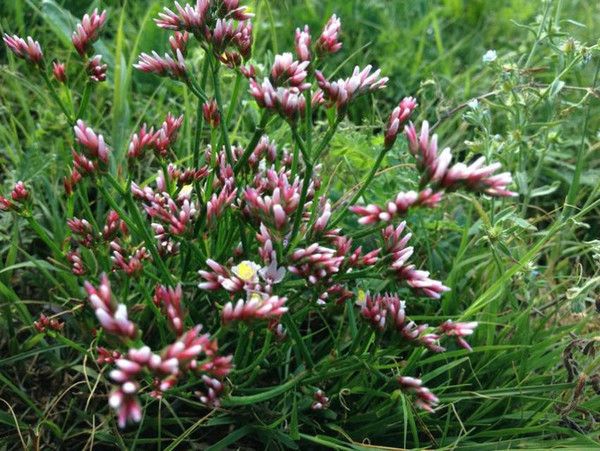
(2, 0, 518, 446)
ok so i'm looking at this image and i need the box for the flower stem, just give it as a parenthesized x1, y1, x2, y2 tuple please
(286, 127, 313, 251)
(100, 175, 174, 285)
(330, 145, 388, 227)
(76, 81, 92, 120)
(40, 70, 74, 125)
(210, 59, 233, 166)
(25, 214, 63, 258)
(226, 71, 243, 125)
(233, 111, 269, 173)
(193, 57, 210, 167)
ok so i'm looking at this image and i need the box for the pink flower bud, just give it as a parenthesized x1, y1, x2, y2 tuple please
(295, 25, 311, 62)
(169, 31, 189, 56)
(72, 9, 107, 57)
(53, 61, 67, 83)
(202, 99, 221, 128)
(3, 34, 43, 65)
(134, 49, 187, 80)
(87, 54, 107, 82)
(384, 97, 418, 148)
(316, 14, 342, 56)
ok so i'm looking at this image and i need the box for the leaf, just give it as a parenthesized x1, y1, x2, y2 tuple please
(548, 79, 565, 100)
(530, 181, 560, 198)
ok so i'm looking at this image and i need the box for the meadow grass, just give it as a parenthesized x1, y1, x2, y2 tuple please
(0, 0, 599, 449)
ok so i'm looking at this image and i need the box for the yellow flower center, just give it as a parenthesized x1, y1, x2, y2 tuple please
(179, 184, 193, 198)
(235, 261, 257, 281)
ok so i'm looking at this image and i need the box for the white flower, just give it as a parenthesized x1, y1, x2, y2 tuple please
(482, 50, 497, 63)
(355, 289, 367, 307)
(231, 260, 261, 282)
(467, 99, 479, 110)
(259, 257, 286, 284)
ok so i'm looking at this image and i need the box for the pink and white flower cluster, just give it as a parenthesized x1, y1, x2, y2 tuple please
(351, 121, 516, 225)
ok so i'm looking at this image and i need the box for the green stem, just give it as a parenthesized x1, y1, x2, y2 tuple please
(286, 135, 313, 251)
(40, 70, 74, 125)
(210, 60, 233, 166)
(100, 176, 174, 285)
(563, 58, 600, 218)
(313, 114, 343, 160)
(330, 145, 389, 227)
(290, 126, 310, 163)
(186, 77, 208, 102)
(223, 372, 306, 406)
(193, 57, 211, 167)
(25, 214, 63, 258)
(281, 313, 314, 369)
(234, 331, 272, 376)
(226, 71, 243, 125)
(76, 81, 92, 120)
(233, 111, 269, 173)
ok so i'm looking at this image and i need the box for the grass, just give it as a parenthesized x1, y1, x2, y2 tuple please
(1, 0, 600, 449)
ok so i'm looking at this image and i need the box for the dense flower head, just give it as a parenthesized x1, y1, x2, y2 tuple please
(155, 1, 211, 32)
(316, 14, 342, 55)
(87, 55, 107, 82)
(67, 217, 96, 247)
(210, 19, 253, 61)
(169, 31, 189, 56)
(270, 53, 310, 90)
(72, 9, 107, 57)
(11, 181, 29, 202)
(206, 185, 236, 226)
(154, 284, 185, 336)
(384, 97, 418, 148)
(311, 389, 330, 410)
(249, 77, 307, 121)
(132, 182, 198, 238)
(243, 171, 302, 231)
(288, 243, 344, 284)
(398, 376, 439, 412)
(153, 113, 184, 157)
(222, 292, 288, 324)
(439, 320, 478, 351)
(350, 188, 443, 225)
(405, 121, 517, 197)
(202, 99, 221, 128)
(382, 222, 450, 299)
(52, 61, 67, 83)
(3, 34, 43, 65)
(134, 50, 187, 80)
(84, 273, 137, 339)
(295, 25, 311, 62)
(34, 313, 64, 333)
(67, 249, 86, 275)
(357, 292, 444, 352)
(248, 136, 277, 168)
(316, 65, 388, 109)
(74, 120, 110, 163)
(110, 241, 149, 276)
(63, 169, 82, 196)
(128, 124, 156, 159)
